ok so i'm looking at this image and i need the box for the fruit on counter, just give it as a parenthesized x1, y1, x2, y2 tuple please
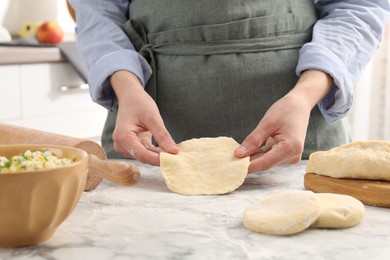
(35, 21, 64, 44)
(19, 21, 42, 37)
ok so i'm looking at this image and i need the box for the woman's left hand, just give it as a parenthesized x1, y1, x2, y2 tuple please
(235, 93, 311, 173)
(234, 70, 334, 173)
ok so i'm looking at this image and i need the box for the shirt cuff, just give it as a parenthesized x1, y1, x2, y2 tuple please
(296, 43, 355, 123)
(88, 49, 152, 110)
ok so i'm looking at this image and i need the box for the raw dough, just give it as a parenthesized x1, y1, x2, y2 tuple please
(160, 137, 250, 196)
(306, 140, 390, 181)
(243, 190, 321, 235)
(311, 193, 365, 228)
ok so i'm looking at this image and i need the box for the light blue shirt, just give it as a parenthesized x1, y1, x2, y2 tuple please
(69, 0, 389, 122)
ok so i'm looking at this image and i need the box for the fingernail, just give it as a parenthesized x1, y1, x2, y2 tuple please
(237, 146, 247, 155)
(167, 143, 179, 153)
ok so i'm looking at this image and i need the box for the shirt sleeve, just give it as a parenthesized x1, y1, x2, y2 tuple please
(68, 0, 152, 110)
(296, 0, 390, 122)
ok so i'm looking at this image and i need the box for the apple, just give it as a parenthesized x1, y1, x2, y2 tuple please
(35, 21, 64, 44)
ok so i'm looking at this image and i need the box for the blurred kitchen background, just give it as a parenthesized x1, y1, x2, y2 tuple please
(1, 0, 76, 39)
(349, 24, 390, 141)
(0, 0, 389, 143)
(0, 0, 107, 142)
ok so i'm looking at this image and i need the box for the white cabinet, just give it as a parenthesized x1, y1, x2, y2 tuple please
(0, 65, 21, 120)
(0, 62, 107, 140)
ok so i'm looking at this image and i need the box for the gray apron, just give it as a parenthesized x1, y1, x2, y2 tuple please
(102, 0, 351, 159)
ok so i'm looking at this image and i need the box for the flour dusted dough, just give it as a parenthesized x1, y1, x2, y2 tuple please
(306, 141, 390, 181)
(243, 190, 321, 235)
(311, 193, 365, 228)
(160, 137, 250, 196)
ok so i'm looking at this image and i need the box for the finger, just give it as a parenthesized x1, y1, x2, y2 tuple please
(246, 140, 289, 169)
(251, 137, 284, 161)
(248, 143, 301, 173)
(138, 132, 163, 153)
(248, 153, 301, 173)
(144, 143, 163, 154)
(114, 132, 160, 165)
(149, 121, 179, 154)
(259, 137, 278, 153)
(235, 123, 273, 158)
(248, 148, 284, 172)
(114, 142, 135, 158)
(249, 150, 266, 161)
(125, 140, 160, 166)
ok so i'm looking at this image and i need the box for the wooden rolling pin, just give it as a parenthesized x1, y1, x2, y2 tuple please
(0, 123, 140, 191)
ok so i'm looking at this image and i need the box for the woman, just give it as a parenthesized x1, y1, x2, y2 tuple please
(69, 0, 389, 173)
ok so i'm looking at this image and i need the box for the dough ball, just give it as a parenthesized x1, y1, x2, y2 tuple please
(160, 137, 250, 196)
(306, 140, 390, 181)
(243, 190, 321, 235)
(311, 193, 365, 228)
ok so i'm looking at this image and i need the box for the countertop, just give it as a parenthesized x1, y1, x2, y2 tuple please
(0, 45, 64, 64)
(1, 160, 390, 260)
(0, 34, 77, 65)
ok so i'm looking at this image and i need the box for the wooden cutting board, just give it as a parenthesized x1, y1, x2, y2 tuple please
(304, 173, 390, 208)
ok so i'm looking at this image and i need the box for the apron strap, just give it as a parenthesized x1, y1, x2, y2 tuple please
(125, 19, 158, 101)
(124, 14, 313, 102)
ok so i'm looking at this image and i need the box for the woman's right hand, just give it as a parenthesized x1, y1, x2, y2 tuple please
(110, 70, 179, 165)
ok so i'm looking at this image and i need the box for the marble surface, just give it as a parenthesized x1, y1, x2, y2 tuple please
(1, 160, 390, 260)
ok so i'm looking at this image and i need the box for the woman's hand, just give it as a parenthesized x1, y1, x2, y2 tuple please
(110, 70, 179, 165)
(235, 70, 334, 173)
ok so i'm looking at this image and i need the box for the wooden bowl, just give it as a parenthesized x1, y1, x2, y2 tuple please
(0, 144, 88, 247)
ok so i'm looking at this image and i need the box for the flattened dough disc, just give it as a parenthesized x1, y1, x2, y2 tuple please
(243, 190, 321, 235)
(160, 137, 250, 196)
(311, 193, 365, 228)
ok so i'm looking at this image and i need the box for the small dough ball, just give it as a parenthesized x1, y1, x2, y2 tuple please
(160, 137, 250, 196)
(243, 190, 321, 235)
(311, 193, 365, 228)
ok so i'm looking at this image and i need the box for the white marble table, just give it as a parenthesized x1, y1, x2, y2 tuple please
(1, 160, 390, 260)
